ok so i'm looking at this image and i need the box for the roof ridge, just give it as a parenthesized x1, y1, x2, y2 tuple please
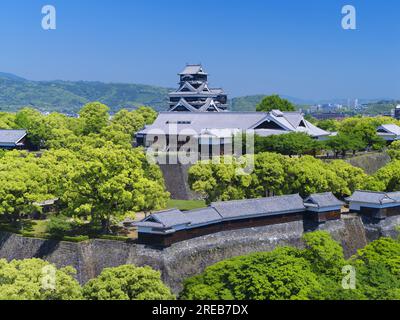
(353, 189, 387, 194)
(211, 193, 301, 206)
(153, 208, 183, 214)
(310, 192, 334, 196)
(184, 207, 217, 214)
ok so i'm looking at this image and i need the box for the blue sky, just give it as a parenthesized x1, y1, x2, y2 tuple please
(0, 0, 398, 100)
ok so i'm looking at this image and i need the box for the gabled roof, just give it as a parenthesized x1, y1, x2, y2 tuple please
(211, 194, 305, 220)
(136, 207, 222, 230)
(138, 111, 330, 138)
(198, 98, 223, 112)
(280, 112, 304, 128)
(377, 124, 400, 136)
(177, 82, 198, 93)
(184, 207, 222, 226)
(147, 209, 192, 228)
(304, 192, 344, 209)
(345, 190, 400, 205)
(179, 64, 207, 75)
(170, 99, 198, 112)
(0, 130, 27, 146)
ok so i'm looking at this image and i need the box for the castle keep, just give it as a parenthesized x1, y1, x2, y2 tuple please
(168, 64, 228, 112)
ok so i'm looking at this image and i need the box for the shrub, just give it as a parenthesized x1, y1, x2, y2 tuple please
(46, 215, 74, 238)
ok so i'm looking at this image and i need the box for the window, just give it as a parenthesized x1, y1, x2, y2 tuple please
(166, 121, 192, 124)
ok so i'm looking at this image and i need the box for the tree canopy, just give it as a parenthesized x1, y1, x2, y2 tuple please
(188, 152, 367, 203)
(255, 132, 321, 156)
(256, 95, 296, 112)
(0, 103, 168, 232)
(181, 232, 400, 300)
(0, 259, 82, 300)
(82, 265, 175, 300)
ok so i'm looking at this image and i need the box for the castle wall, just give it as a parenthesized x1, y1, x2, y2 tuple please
(1, 215, 398, 294)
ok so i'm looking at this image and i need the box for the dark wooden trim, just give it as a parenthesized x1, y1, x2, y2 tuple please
(138, 210, 341, 248)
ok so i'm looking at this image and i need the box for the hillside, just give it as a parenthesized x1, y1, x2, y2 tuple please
(229, 94, 313, 111)
(0, 73, 171, 113)
(0, 72, 395, 114)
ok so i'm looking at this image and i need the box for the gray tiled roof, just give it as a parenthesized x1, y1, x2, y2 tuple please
(186, 207, 222, 226)
(137, 194, 308, 232)
(211, 194, 305, 219)
(0, 130, 27, 145)
(179, 65, 207, 75)
(387, 192, 400, 202)
(135, 221, 165, 228)
(136, 207, 223, 230)
(139, 111, 329, 138)
(151, 209, 192, 228)
(378, 124, 400, 136)
(304, 192, 345, 208)
(345, 190, 398, 204)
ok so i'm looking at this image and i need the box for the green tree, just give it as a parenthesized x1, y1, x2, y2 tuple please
(0, 258, 82, 300)
(324, 133, 366, 158)
(282, 156, 344, 197)
(83, 265, 174, 300)
(316, 119, 340, 132)
(0, 151, 54, 224)
(345, 237, 400, 300)
(255, 132, 321, 156)
(256, 95, 296, 112)
(135, 106, 158, 125)
(248, 152, 287, 197)
(58, 141, 169, 232)
(188, 156, 252, 204)
(14, 107, 46, 148)
(46, 128, 81, 149)
(372, 160, 400, 192)
(0, 112, 16, 129)
(79, 102, 110, 135)
(355, 237, 400, 276)
(339, 118, 385, 150)
(328, 160, 367, 196)
(181, 247, 321, 300)
(301, 231, 346, 278)
(111, 109, 145, 136)
(387, 140, 400, 160)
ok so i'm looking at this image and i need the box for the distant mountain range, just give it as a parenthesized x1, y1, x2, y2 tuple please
(0, 72, 395, 113)
(0, 72, 171, 113)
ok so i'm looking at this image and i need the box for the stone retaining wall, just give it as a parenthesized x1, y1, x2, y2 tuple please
(0, 215, 398, 294)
